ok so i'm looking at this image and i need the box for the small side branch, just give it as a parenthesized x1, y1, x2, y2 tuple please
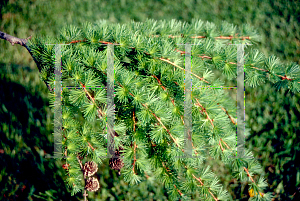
(132, 111, 137, 174)
(0, 31, 31, 47)
(194, 98, 214, 128)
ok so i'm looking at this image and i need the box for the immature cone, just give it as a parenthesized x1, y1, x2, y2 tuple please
(109, 150, 124, 171)
(83, 161, 98, 177)
(85, 177, 100, 192)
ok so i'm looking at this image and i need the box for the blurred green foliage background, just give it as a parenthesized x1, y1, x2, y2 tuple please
(0, 0, 299, 200)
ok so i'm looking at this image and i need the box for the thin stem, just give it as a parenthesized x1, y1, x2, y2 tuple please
(219, 138, 265, 197)
(132, 111, 137, 174)
(149, 34, 251, 40)
(217, 103, 236, 125)
(194, 98, 214, 128)
(77, 155, 88, 201)
(79, 81, 105, 119)
(159, 58, 210, 84)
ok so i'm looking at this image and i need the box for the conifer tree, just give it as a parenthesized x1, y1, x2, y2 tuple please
(2, 18, 300, 200)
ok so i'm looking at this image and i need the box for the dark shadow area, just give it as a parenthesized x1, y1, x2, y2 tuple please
(0, 62, 80, 201)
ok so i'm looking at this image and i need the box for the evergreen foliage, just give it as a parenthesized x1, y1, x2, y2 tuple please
(25, 18, 300, 200)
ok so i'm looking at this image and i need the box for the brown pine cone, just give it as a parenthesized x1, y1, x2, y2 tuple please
(83, 161, 98, 177)
(109, 150, 124, 170)
(85, 177, 100, 192)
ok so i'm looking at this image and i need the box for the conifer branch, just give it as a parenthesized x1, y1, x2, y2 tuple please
(0, 31, 53, 91)
(150, 137, 218, 200)
(143, 133, 183, 197)
(194, 98, 214, 128)
(79, 81, 105, 119)
(160, 43, 300, 83)
(192, 173, 219, 201)
(63, 129, 97, 200)
(220, 138, 231, 150)
(98, 40, 114, 44)
(145, 104, 182, 149)
(150, 74, 199, 155)
(67, 39, 87, 44)
(63, 146, 87, 199)
(76, 130, 96, 152)
(175, 44, 300, 85)
(63, 148, 76, 187)
(132, 142, 137, 174)
(144, 171, 150, 179)
(174, 184, 183, 196)
(65, 39, 210, 84)
(113, 75, 220, 200)
(217, 103, 236, 125)
(78, 75, 124, 160)
(63, 132, 92, 201)
(243, 166, 255, 183)
(175, 49, 300, 84)
(0, 30, 31, 46)
(159, 58, 210, 83)
(194, 95, 264, 198)
(76, 155, 89, 201)
(151, 75, 167, 91)
(147, 104, 181, 147)
(164, 44, 299, 85)
(161, 162, 182, 196)
(132, 111, 137, 174)
(219, 137, 265, 198)
(76, 155, 84, 170)
(151, 75, 184, 124)
(113, 78, 183, 149)
(174, 48, 213, 60)
(219, 139, 225, 152)
(250, 65, 299, 83)
(143, 111, 218, 200)
(87, 142, 95, 152)
(23, 19, 279, 199)
(70, 37, 299, 89)
(133, 111, 136, 132)
(160, 159, 183, 197)
(150, 34, 251, 40)
(243, 167, 264, 197)
(152, 74, 240, 160)
(216, 130, 263, 197)
(182, 160, 219, 201)
(172, 79, 236, 153)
